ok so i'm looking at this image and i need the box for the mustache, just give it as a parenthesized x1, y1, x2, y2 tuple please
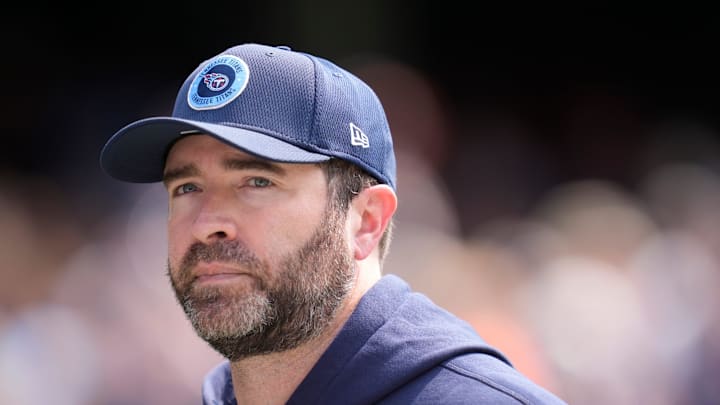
(181, 240, 262, 270)
(175, 240, 265, 289)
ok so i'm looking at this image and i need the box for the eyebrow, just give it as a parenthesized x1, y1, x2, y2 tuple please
(162, 164, 198, 187)
(162, 157, 286, 187)
(223, 158, 286, 175)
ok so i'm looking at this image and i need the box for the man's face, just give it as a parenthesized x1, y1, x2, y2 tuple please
(163, 135, 354, 361)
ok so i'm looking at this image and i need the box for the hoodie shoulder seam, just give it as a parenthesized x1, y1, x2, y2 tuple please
(442, 361, 531, 405)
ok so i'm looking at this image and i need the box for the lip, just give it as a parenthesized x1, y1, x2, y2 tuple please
(195, 273, 249, 284)
(192, 262, 250, 284)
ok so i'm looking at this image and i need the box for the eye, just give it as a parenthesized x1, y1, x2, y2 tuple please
(249, 177, 273, 188)
(175, 183, 200, 195)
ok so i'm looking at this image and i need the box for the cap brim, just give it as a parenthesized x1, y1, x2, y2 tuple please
(100, 117, 331, 183)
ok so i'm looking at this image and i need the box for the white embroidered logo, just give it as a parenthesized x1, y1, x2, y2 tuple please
(349, 123, 370, 148)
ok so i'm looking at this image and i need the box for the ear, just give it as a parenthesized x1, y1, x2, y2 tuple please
(349, 184, 398, 260)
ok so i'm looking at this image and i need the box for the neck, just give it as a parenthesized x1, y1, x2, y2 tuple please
(229, 330, 336, 405)
(229, 263, 381, 404)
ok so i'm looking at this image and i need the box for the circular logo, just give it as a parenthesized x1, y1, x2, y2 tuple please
(187, 54, 249, 110)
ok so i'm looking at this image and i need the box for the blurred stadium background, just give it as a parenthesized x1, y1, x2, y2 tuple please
(2, 4, 720, 404)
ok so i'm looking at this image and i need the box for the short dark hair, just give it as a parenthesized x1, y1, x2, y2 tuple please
(320, 159, 394, 264)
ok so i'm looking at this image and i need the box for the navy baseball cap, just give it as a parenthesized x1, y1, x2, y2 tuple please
(100, 43, 397, 190)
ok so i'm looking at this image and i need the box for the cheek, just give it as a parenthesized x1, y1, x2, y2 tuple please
(166, 215, 190, 269)
(167, 239, 183, 270)
(261, 200, 329, 256)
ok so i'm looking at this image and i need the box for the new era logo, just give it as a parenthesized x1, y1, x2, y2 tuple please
(350, 123, 370, 148)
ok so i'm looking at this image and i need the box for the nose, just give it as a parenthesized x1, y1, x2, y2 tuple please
(190, 196, 239, 243)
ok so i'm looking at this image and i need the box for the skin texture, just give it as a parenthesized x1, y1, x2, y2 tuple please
(162, 134, 397, 404)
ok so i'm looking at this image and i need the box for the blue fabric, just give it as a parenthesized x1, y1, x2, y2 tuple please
(202, 275, 567, 404)
(100, 43, 396, 190)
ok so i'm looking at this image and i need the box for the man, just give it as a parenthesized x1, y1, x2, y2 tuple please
(100, 43, 567, 404)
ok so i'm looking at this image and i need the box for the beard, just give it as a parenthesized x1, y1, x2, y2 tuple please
(167, 205, 354, 361)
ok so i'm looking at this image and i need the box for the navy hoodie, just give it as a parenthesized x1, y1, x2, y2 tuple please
(201, 275, 568, 404)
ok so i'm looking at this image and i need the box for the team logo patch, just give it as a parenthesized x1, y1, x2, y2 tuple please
(188, 54, 249, 110)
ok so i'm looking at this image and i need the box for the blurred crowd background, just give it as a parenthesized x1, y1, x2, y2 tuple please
(3, 4, 720, 405)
